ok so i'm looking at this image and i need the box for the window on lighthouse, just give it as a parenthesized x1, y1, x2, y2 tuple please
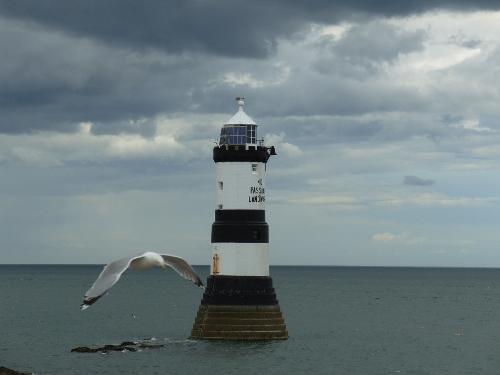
(220, 125, 245, 144)
(246, 125, 256, 144)
(251, 164, 258, 173)
(218, 181, 223, 190)
(219, 125, 257, 145)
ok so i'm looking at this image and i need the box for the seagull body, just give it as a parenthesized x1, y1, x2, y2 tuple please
(81, 251, 203, 310)
(129, 251, 164, 270)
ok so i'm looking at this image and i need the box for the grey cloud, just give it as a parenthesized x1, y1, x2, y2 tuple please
(2, 3, 500, 267)
(0, 1, 295, 59)
(440, 114, 464, 125)
(478, 114, 500, 130)
(2, 4, 500, 141)
(90, 120, 157, 138)
(1, 14, 302, 134)
(434, 45, 500, 115)
(251, 76, 430, 118)
(315, 21, 426, 74)
(263, 111, 464, 148)
(0, 161, 212, 197)
(0, 18, 210, 133)
(459, 39, 482, 49)
(264, 116, 384, 145)
(404, 175, 435, 186)
(0, 1, 498, 59)
(449, 33, 482, 49)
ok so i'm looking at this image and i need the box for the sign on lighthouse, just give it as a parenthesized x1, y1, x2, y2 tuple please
(191, 98, 288, 340)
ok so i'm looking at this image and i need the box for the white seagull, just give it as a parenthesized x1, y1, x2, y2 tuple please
(81, 251, 204, 310)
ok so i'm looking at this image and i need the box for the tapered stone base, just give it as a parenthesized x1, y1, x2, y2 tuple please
(191, 304, 288, 340)
(190, 275, 288, 340)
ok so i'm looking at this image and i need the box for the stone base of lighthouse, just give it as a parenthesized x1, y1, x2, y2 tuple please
(190, 276, 288, 340)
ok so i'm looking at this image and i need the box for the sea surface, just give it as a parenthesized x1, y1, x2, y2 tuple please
(1, 266, 499, 375)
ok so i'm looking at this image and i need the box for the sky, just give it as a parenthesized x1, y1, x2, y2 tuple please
(1, 1, 500, 266)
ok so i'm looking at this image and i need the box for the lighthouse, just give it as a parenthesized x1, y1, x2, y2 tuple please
(191, 98, 288, 340)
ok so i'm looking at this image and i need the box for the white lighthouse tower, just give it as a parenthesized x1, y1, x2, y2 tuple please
(191, 98, 288, 340)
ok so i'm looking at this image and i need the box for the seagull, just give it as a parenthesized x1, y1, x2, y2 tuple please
(81, 251, 204, 310)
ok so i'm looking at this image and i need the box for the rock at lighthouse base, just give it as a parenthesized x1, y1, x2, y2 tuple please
(191, 304, 288, 340)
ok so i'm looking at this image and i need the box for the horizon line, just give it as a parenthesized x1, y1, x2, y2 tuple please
(1, 264, 500, 269)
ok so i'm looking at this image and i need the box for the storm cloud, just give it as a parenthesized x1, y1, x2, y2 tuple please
(0, 0, 498, 58)
(1, 2, 500, 266)
(1, 1, 500, 134)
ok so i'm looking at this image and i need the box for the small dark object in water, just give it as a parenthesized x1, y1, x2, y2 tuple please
(0, 367, 30, 375)
(71, 341, 164, 354)
(119, 341, 136, 346)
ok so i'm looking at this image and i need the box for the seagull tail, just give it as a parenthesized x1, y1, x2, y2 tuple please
(80, 303, 90, 311)
(80, 294, 103, 310)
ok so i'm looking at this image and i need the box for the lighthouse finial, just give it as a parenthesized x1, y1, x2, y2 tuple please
(236, 96, 245, 109)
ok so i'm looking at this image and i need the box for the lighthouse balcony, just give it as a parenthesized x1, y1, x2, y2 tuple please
(213, 145, 276, 163)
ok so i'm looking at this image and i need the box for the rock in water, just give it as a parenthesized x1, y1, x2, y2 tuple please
(0, 367, 31, 375)
(71, 341, 165, 354)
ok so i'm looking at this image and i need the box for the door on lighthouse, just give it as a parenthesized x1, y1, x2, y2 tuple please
(212, 253, 220, 275)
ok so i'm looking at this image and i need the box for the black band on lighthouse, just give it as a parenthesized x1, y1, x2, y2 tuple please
(213, 146, 271, 163)
(212, 222, 269, 243)
(212, 209, 269, 243)
(201, 275, 278, 305)
(214, 209, 265, 223)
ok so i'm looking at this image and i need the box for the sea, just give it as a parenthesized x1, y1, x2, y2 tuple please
(1, 265, 499, 375)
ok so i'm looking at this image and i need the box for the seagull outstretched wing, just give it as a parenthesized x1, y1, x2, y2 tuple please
(161, 254, 204, 288)
(80, 252, 204, 310)
(81, 254, 142, 310)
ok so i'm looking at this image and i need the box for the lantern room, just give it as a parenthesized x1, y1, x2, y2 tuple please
(218, 97, 258, 146)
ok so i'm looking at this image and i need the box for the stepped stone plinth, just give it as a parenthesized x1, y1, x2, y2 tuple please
(191, 304, 288, 340)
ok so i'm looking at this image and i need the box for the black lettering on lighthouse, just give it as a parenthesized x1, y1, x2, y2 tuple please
(250, 186, 265, 194)
(249, 195, 266, 203)
(249, 185, 265, 202)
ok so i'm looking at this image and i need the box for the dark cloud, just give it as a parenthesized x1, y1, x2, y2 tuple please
(320, 22, 426, 69)
(251, 76, 430, 118)
(90, 120, 157, 138)
(0, 0, 498, 58)
(0, 1, 295, 59)
(313, 21, 426, 79)
(449, 34, 482, 49)
(404, 175, 435, 186)
(0, 17, 208, 133)
(264, 116, 384, 145)
(1, 1, 500, 135)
